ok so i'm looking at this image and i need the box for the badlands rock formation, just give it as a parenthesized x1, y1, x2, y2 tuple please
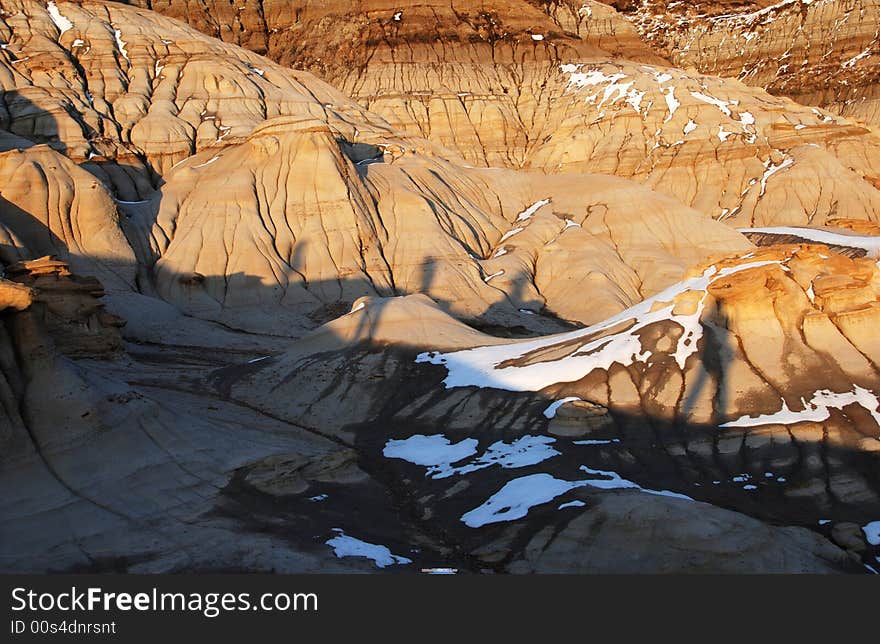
(0, 1, 878, 573)
(118, 0, 880, 228)
(627, 0, 880, 126)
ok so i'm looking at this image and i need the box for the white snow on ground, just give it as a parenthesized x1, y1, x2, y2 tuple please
(738, 112, 756, 141)
(309, 494, 328, 502)
(663, 86, 680, 122)
(717, 125, 733, 142)
(417, 259, 779, 392)
(498, 228, 524, 244)
(543, 397, 582, 419)
(384, 434, 559, 479)
(737, 226, 880, 258)
(531, 34, 544, 41)
(325, 530, 412, 568)
(114, 29, 129, 63)
(383, 434, 478, 478)
(842, 48, 871, 68)
(483, 270, 504, 283)
(247, 356, 269, 364)
(191, 155, 221, 168)
(721, 386, 880, 428)
(690, 91, 737, 117)
(626, 89, 646, 113)
(47, 2, 73, 34)
(558, 500, 586, 509)
(757, 156, 794, 196)
(862, 522, 880, 545)
(708, 0, 810, 26)
(492, 248, 508, 258)
(683, 119, 698, 134)
(516, 198, 551, 222)
(462, 466, 692, 527)
(461, 474, 591, 527)
(651, 70, 673, 85)
(560, 65, 645, 114)
(578, 466, 693, 501)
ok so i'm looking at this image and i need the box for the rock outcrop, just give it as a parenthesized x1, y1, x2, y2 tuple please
(626, 0, 880, 127)
(218, 245, 880, 571)
(0, 1, 877, 574)
(110, 0, 880, 228)
(5, 256, 125, 357)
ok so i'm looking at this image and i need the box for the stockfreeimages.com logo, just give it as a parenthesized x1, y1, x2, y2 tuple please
(11, 587, 318, 619)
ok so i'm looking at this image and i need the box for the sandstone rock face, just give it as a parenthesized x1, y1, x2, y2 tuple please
(0, 1, 878, 574)
(221, 244, 879, 572)
(113, 0, 880, 228)
(627, 0, 880, 127)
(144, 119, 751, 333)
(6, 256, 124, 357)
(0, 0, 408, 199)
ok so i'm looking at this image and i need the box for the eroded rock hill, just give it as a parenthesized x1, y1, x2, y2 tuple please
(0, 1, 878, 573)
(222, 246, 880, 570)
(108, 0, 880, 227)
(626, 0, 880, 127)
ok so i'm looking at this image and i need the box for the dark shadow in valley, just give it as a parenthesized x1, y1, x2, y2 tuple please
(0, 154, 878, 574)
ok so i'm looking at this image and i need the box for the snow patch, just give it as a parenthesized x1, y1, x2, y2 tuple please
(417, 259, 780, 392)
(461, 474, 590, 527)
(47, 2, 73, 35)
(578, 465, 693, 501)
(498, 228, 524, 244)
(757, 156, 795, 196)
(543, 397, 582, 419)
(843, 48, 871, 68)
(325, 530, 412, 568)
(191, 155, 221, 169)
(663, 86, 680, 122)
(384, 434, 559, 479)
(516, 198, 551, 222)
(690, 91, 737, 117)
(484, 270, 504, 283)
(720, 386, 880, 428)
(114, 29, 129, 63)
(738, 225, 880, 258)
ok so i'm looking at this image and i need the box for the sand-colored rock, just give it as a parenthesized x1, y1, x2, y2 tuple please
(110, 0, 880, 226)
(230, 244, 880, 534)
(0, 0, 877, 574)
(0, 0, 414, 199)
(6, 256, 125, 357)
(627, 0, 880, 127)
